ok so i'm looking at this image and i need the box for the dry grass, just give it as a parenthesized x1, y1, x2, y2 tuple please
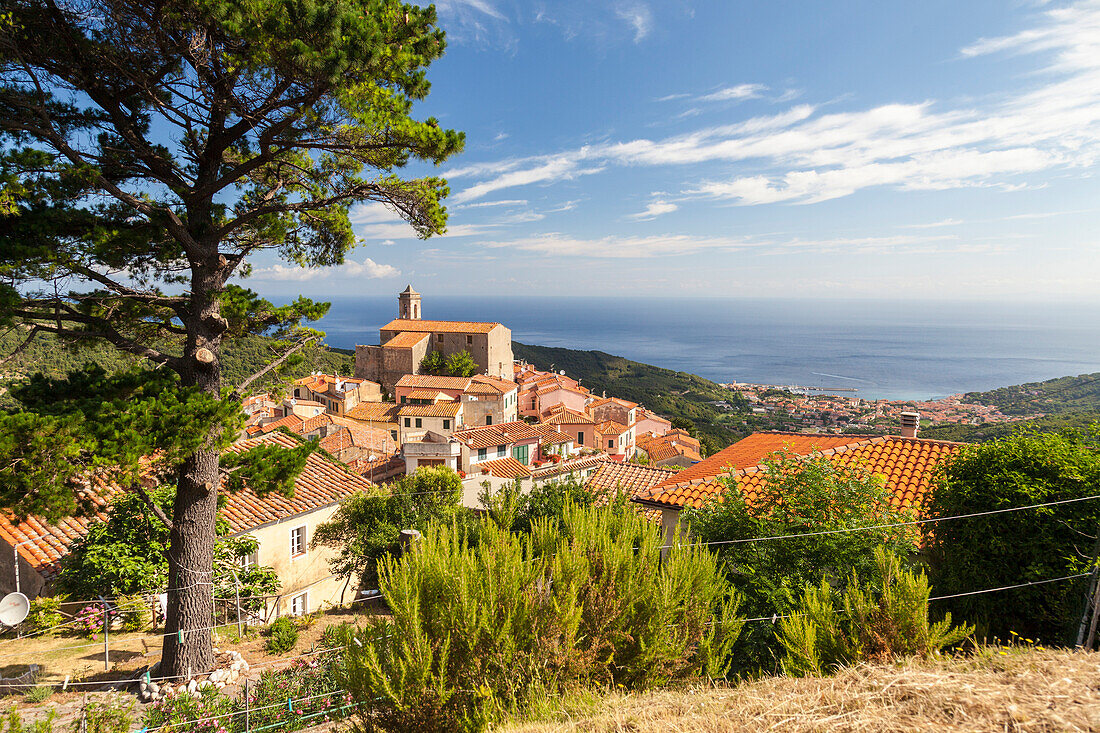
(502, 648, 1100, 732)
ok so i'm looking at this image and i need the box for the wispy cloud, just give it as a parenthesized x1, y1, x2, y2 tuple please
(251, 257, 401, 282)
(697, 83, 768, 103)
(900, 218, 966, 229)
(615, 3, 653, 43)
(626, 199, 678, 220)
(447, 1, 1100, 206)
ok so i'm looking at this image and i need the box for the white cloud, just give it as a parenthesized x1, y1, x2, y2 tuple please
(615, 3, 652, 43)
(627, 200, 678, 220)
(251, 257, 400, 282)
(900, 218, 966, 229)
(697, 83, 768, 103)
(446, 1, 1100, 207)
(454, 199, 529, 209)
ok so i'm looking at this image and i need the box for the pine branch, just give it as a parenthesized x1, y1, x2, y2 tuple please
(232, 335, 318, 398)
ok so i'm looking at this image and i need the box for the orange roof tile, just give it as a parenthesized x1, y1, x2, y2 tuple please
(589, 397, 639, 410)
(396, 375, 472, 390)
(381, 319, 502, 334)
(596, 420, 630, 436)
(650, 432, 877, 491)
(454, 421, 546, 449)
(475, 456, 532, 479)
(0, 432, 376, 581)
(585, 461, 680, 522)
(258, 414, 305, 434)
(398, 403, 462, 418)
(636, 434, 962, 513)
(542, 406, 596, 426)
(469, 375, 517, 393)
(383, 331, 431, 349)
(406, 389, 455, 402)
(345, 402, 401, 423)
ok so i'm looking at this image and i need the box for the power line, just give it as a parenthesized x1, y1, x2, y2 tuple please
(663, 493, 1100, 549)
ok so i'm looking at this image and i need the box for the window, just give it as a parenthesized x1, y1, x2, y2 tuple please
(290, 526, 307, 557)
(497, 445, 506, 458)
(240, 545, 258, 570)
(608, 439, 614, 449)
(401, 396, 406, 403)
(415, 418, 423, 428)
(466, 335, 473, 345)
(577, 432, 584, 446)
(290, 592, 308, 616)
(512, 444, 529, 465)
(390, 430, 398, 441)
(436, 334, 443, 343)
(477, 447, 487, 461)
(404, 417, 411, 427)
(442, 419, 450, 430)
(486, 415, 492, 425)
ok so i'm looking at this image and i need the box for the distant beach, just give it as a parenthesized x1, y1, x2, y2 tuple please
(308, 295, 1100, 402)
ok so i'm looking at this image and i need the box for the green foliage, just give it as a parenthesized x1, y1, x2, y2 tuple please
(265, 616, 300, 655)
(311, 466, 468, 588)
(513, 342, 742, 448)
(115, 594, 151, 632)
(419, 350, 446, 375)
(25, 596, 63, 636)
(243, 656, 352, 732)
(21, 686, 53, 705)
(778, 548, 973, 677)
(683, 450, 920, 673)
(0, 707, 55, 732)
(79, 700, 134, 733)
(58, 487, 279, 602)
(922, 411, 1100, 443)
(338, 503, 741, 732)
(925, 429, 1100, 644)
(142, 686, 235, 733)
(481, 477, 601, 535)
(445, 350, 479, 378)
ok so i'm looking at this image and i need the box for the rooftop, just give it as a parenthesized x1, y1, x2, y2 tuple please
(474, 456, 532, 479)
(383, 331, 431, 349)
(381, 318, 503, 335)
(396, 374, 472, 390)
(398, 403, 463, 418)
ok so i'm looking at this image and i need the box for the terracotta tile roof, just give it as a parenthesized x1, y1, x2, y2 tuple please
(0, 433, 375, 582)
(398, 402, 462, 418)
(531, 454, 607, 479)
(454, 421, 545, 449)
(650, 432, 878, 491)
(345, 402, 401, 423)
(596, 420, 629, 436)
(383, 331, 431, 349)
(406, 389, 454, 402)
(540, 431, 574, 446)
(542, 406, 596, 426)
(396, 375, 472, 390)
(469, 375, 517, 394)
(588, 397, 638, 410)
(381, 319, 502, 334)
(298, 413, 335, 435)
(293, 374, 370, 394)
(258, 414, 304, 434)
(585, 461, 679, 522)
(474, 456, 532, 479)
(635, 434, 963, 513)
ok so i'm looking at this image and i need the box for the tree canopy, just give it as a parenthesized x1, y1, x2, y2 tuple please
(0, 0, 462, 675)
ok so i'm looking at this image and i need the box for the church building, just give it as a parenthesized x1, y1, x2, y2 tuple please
(354, 286, 515, 394)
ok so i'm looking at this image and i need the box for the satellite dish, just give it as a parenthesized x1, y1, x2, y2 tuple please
(0, 592, 30, 627)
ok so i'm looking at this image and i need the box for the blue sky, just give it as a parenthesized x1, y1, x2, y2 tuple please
(247, 0, 1100, 301)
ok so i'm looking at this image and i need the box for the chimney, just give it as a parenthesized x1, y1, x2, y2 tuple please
(899, 411, 919, 439)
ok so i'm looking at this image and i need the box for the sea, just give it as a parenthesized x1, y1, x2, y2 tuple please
(310, 296, 1100, 402)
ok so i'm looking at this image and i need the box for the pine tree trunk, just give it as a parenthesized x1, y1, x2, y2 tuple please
(159, 266, 225, 678)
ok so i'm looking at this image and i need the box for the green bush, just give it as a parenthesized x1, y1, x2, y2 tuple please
(142, 686, 234, 733)
(339, 502, 741, 732)
(925, 429, 1100, 644)
(26, 596, 64, 636)
(81, 699, 134, 733)
(265, 616, 299, 655)
(243, 657, 353, 732)
(777, 548, 973, 677)
(0, 706, 56, 732)
(115, 594, 151, 632)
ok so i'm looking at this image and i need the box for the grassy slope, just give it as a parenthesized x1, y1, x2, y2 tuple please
(503, 648, 1100, 732)
(513, 342, 749, 447)
(0, 330, 353, 405)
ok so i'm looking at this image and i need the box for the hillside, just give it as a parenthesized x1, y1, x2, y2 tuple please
(513, 342, 750, 448)
(963, 372, 1100, 415)
(922, 411, 1100, 442)
(0, 330, 354, 406)
(503, 648, 1100, 732)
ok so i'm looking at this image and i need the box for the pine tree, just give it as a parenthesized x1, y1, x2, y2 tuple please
(0, 0, 462, 676)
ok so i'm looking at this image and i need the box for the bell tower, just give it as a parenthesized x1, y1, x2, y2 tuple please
(398, 285, 421, 320)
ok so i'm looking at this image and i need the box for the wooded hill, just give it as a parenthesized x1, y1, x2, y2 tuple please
(0, 330, 354, 407)
(513, 342, 748, 448)
(961, 372, 1100, 415)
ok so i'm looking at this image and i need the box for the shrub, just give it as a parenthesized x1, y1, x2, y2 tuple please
(22, 685, 53, 704)
(777, 548, 973, 677)
(243, 657, 353, 732)
(339, 502, 741, 732)
(81, 699, 134, 733)
(142, 686, 235, 733)
(26, 596, 64, 636)
(115, 594, 151, 632)
(925, 429, 1100, 644)
(683, 450, 921, 673)
(73, 605, 107, 640)
(0, 706, 56, 732)
(265, 616, 299, 655)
